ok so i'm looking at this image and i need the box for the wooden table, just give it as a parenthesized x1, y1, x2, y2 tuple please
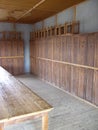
(0, 66, 53, 130)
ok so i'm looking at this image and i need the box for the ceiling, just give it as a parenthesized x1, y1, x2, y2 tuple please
(0, 0, 85, 24)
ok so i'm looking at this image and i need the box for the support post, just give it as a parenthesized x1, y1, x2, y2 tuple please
(42, 113, 48, 130)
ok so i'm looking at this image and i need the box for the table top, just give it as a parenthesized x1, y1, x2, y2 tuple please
(0, 66, 52, 123)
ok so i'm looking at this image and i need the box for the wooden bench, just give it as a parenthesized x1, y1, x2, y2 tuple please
(0, 66, 53, 130)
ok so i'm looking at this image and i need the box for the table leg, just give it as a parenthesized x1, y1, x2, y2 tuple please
(42, 113, 48, 130)
(0, 124, 4, 130)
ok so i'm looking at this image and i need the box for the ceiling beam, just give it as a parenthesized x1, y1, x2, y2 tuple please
(16, 0, 46, 21)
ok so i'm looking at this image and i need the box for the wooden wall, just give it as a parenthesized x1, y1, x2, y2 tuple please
(0, 32, 24, 75)
(30, 33, 98, 106)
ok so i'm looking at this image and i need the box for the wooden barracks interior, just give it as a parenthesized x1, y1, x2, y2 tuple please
(0, 0, 98, 130)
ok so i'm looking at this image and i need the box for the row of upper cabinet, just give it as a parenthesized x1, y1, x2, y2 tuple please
(30, 21, 80, 40)
(0, 31, 23, 40)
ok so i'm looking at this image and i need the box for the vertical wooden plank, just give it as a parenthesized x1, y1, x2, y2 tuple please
(35, 59, 38, 76)
(44, 60, 46, 81)
(40, 39, 42, 58)
(13, 58, 18, 75)
(79, 35, 87, 65)
(36, 40, 38, 57)
(59, 37, 62, 61)
(48, 61, 50, 82)
(62, 64, 66, 90)
(18, 58, 24, 74)
(46, 61, 49, 82)
(56, 62, 60, 87)
(46, 60, 48, 81)
(47, 38, 49, 59)
(38, 59, 40, 78)
(85, 69, 94, 103)
(12, 41, 18, 56)
(41, 60, 44, 80)
(53, 37, 56, 60)
(43, 61, 45, 80)
(53, 36, 59, 60)
(6, 41, 11, 56)
(1, 41, 6, 57)
(78, 67, 85, 98)
(53, 62, 56, 86)
(72, 36, 80, 64)
(71, 66, 79, 96)
(31, 58, 35, 74)
(40, 59, 42, 79)
(87, 34, 95, 67)
(66, 36, 73, 62)
(62, 36, 67, 62)
(1, 59, 6, 70)
(0, 58, 1, 66)
(56, 37, 61, 61)
(46, 38, 49, 59)
(94, 33, 98, 68)
(38, 39, 40, 57)
(66, 64, 71, 92)
(33, 40, 36, 57)
(59, 63, 63, 88)
(50, 61, 52, 83)
(0, 41, 1, 57)
(93, 70, 98, 105)
(32, 40, 34, 57)
(18, 41, 24, 56)
(49, 38, 53, 59)
(6, 58, 12, 74)
(32, 58, 34, 74)
(42, 39, 44, 58)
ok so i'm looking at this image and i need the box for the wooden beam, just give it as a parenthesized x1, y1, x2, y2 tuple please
(30, 56, 98, 71)
(0, 56, 24, 59)
(16, 0, 46, 21)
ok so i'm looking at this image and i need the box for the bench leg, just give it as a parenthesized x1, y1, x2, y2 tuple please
(42, 113, 48, 130)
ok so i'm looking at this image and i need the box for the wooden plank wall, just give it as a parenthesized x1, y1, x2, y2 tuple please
(30, 33, 98, 106)
(0, 32, 24, 75)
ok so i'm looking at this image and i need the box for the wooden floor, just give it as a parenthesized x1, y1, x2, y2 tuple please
(5, 74, 98, 130)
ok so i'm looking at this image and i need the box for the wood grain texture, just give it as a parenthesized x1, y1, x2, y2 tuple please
(0, 39, 24, 75)
(0, 0, 85, 24)
(0, 66, 52, 124)
(93, 70, 98, 105)
(30, 32, 98, 106)
(42, 113, 48, 130)
(94, 33, 98, 67)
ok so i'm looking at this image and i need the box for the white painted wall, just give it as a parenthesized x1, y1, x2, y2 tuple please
(76, 0, 98, 33)
(57, 7, 74, 25)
